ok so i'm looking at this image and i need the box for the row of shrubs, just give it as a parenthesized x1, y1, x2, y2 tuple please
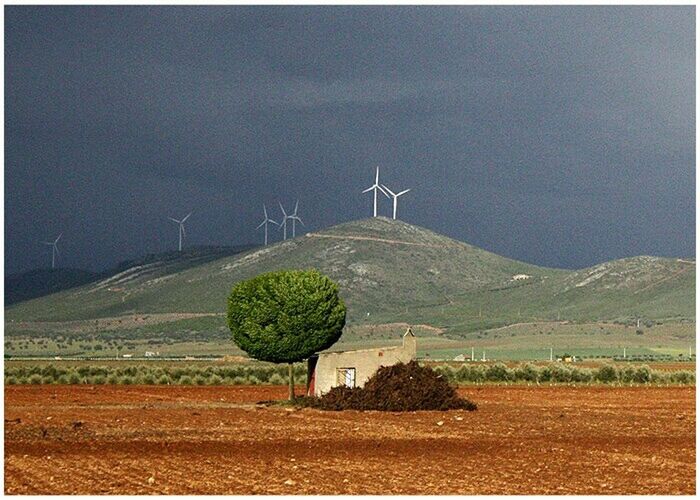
(432, 363, 695, 385)
(4, 363, 306, 386)
(4, 362, 695, 386)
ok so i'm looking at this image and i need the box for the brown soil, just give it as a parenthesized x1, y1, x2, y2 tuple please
(4, 385, 695, 494)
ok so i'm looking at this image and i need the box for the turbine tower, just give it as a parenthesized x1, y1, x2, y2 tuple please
(289, 199, 305, 238)
(42, 233, 62, 269)
(256, 204, 278, 246)
(168, 212, 192, 252)
(362, 166, 389, 217)
(380, 184, 411, 220)
(278, 202, 290, 240)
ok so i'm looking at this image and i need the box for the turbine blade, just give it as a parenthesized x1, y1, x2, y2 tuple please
(263, 204, 268, 218)
(278, 201, 287, 216)
(256, 220, 266, 229)
(182, 212, 192, 222)
(180, 224, 186, 237)
(294, 199, 299, 215)
(54, 245, 59, 255)
(361, 186, 374, 193)
(168, 217, 180, 223)
(296, 216, 305, 227)
(55, 233, 63, 243)
(375, 166, 380, 184)
(397, 189, 411, 196)
(268, 219, 279, 226)
(378, 184, 391, 198)
(380, 184, 395, 196)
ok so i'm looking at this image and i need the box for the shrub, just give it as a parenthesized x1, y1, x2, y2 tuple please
(179, 375, 193, 385)
(28, 374, 43, 384)
(5, 376, 18, 385)
(513, 364, 539, 382)
(268, 373, 285, 385)
(632, 366, 651, 384)
(68, 372, 81, 384)
(157, 374, 171, 385)
(484, 363, 511, 382)
(118, 375, 134, 385)
(91, 375, 106, 385)
(231, 376, 247, 385)
(208, 374, 224, 385)
(595, 365, 618, 383)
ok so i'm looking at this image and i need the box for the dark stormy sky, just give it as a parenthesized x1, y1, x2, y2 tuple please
(5, 6, 695, 274)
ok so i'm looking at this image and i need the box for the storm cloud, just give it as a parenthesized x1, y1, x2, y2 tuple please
(5, 6, 695, 273)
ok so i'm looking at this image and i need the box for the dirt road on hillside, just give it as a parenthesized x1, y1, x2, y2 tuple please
(4, 385, 695, 494)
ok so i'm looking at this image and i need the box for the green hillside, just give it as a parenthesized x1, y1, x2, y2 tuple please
(4, 217, 695, 358)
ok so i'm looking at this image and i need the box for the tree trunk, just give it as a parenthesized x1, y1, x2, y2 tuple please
(288, 363, 295, 401)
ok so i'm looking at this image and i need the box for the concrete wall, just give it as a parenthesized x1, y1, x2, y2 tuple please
(312, 330, 416, 396)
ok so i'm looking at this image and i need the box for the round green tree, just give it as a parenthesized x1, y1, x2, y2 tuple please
(227, 269, 346, 400)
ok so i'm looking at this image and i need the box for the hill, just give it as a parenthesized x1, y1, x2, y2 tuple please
(4, 268, 100, 306)
(4, 245, 253, 307)
(4, 218, 694, 358)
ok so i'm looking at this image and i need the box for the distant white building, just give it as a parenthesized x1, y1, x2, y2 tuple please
(122, 354, 133, 358)
(144, 351, 159, 357)
(512, 274, 531, 281)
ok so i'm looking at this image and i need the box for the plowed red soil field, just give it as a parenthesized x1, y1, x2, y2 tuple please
(4, 385, 695, 494)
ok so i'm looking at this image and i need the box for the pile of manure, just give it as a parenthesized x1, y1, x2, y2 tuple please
(310, 361, 477, 411)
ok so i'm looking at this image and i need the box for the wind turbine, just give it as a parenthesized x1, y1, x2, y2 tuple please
(42, 233, 62, 269)
(362, 166, 389, 217)
(278, 202, 290, 240)
(168, 212, 192, 252)
(289, 199, 305, 238)
(256, 204, 278, 246)
(380, 184, 411, 220)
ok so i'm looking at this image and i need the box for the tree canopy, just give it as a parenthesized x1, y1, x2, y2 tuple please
(227, 269, 346, 364)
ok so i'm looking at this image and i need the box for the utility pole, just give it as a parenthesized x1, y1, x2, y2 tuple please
(549, 347, 553, 362)
(482, 350, 486, 362)
(471, 347, 474, 361)
(623, 347, 626, 359)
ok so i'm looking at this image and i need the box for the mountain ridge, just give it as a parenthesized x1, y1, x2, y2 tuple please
(5, 217, 694, 337)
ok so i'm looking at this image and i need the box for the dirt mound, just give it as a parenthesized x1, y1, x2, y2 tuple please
(311, 361, 477, 411)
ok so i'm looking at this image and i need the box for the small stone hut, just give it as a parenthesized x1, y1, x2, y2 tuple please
(306, 327, 416, 397)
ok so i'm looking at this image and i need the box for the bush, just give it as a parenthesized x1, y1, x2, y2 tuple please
(208, 374, 224, 385)
(595, 365, 618, 383)
(139, 373, 156, 385)
(268, 373, 285, 385)
(513, 364, 539, 382)
(28, 374, 43, 384)
(157, 374, 171, 385)
(179, 375, 193, 385)
(484, 363, 511, 382)
(231, 376, 247, 385)
(632, 366, 651, 384)
(5, 376, 18, 385)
